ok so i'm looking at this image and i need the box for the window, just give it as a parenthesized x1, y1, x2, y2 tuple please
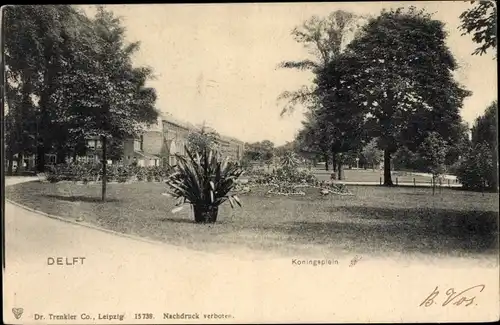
(169, 156, 176, 166)
(134, 135, 144, 152)
(87, 140, 95, 149)
(45, 154, 57, 165)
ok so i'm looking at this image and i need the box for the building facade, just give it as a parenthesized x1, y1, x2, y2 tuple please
(121, 113, 245, 167)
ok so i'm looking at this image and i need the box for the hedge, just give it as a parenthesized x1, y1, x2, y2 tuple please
(45, 162, 174, 184)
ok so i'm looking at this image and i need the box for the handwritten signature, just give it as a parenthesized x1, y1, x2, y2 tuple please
(349, 255, 362, 267)
(419, 285, 485, 307)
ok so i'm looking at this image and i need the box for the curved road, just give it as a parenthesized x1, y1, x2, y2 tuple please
(3, 177, 499, 323)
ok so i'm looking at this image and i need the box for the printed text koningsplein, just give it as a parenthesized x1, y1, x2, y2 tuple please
(292, 259, 339, 266)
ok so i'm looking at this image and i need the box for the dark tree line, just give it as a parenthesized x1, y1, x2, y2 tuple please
(4, 5, 159, 200)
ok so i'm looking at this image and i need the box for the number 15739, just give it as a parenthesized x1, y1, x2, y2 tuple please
(134, 313, 154, 320)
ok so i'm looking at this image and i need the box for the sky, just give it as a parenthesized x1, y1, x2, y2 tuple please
(82, 2, 497, 146)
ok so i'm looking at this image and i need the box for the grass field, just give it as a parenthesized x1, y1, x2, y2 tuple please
(257, 166, 457, 184)
(6, 181, 498, 260)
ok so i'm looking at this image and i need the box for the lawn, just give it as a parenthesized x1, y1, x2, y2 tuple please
(6, 181, 498, 260)
(311, 167, 451, 184)
(258, 165, 455, 184)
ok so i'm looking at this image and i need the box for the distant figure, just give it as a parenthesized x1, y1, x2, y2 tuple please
(330, 173, 336, 181)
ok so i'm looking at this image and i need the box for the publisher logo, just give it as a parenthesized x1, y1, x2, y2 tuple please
(12, 308, 24, 319)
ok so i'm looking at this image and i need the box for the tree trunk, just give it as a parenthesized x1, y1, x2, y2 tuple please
(15, 152, 24, 175)
(36, 144, 46, 172)
(101, 136, 107, 201)
(36, 58, 57, 173)
(324, 153, 329, 171)
(337, 154, 344, 181)
(4, 66, 15, 176)
(332, 153, 337, 172)
(56, 148, 66, 165)
(7, 147, 14, 175)
(193, 205, 218, 223)
(383, 149, 393, 186)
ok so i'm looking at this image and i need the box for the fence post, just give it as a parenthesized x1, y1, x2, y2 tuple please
(413, 178, 416, 187)
(396, 177, 398, 186)
(379, 177, 382, 185)
(448, 179, 450, 188)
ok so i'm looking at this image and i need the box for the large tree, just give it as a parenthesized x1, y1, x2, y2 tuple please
(345, 7, 470, 185)
(4, 5, 93, 172)
(459, 0, 497, 56)
(57, 7, 158, 200)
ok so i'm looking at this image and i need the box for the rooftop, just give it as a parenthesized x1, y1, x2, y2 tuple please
(159, 112, 199, 131)
(157, 111, 244, 145)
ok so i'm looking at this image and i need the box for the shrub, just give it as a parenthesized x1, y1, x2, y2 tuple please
(45, 162, 101, 183)
(456, 142, 498, 191)
(106, 164, 119, 182)
(165, 147, 244, 223)
(136, 167, 146, 181)
(279, 151, 300, 169)
(45, 161, 175, 184)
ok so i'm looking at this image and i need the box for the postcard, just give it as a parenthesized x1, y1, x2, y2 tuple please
(2, 2, 499, 323)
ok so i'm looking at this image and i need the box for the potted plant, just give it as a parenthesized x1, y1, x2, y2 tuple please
(165, 146, 243, 223)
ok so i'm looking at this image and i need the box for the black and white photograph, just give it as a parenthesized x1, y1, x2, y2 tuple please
(2, 2, 499, 323)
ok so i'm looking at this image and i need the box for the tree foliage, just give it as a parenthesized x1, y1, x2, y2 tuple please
(362, 138, 383, 170)
(4, 5, 83, 172)
(187, 124, 221, 155)
(243, 140, 275, 163)
(459, 0, 497, 56)
(315, 52, 368, 152)
(457, 100, 498, 191)
(457, 142, 497, 191)
(472, 100, 498, 148)
(418, 132, 448, 179)
(277, 10, 364, 116)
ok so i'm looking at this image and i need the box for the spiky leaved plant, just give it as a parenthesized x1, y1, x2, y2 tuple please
(279, 150, 300, 170)
(165, 146, 243, 223)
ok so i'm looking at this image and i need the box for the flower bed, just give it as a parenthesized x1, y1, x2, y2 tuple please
(247, 167, 317, 186)
(243, 166, 353, 196)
